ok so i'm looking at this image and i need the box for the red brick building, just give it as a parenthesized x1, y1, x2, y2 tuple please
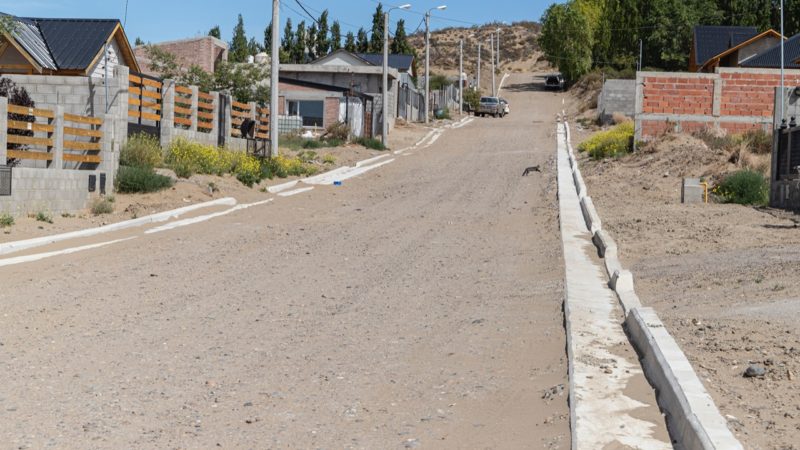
(133, 36, 228, 77)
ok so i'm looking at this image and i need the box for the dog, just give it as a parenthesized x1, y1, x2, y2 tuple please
(522, 165, 541, 176)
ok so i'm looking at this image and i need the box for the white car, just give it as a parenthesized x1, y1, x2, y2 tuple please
(500, 98, 510, 115)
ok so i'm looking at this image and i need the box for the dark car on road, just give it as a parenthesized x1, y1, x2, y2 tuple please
(545, 74, 566, 91)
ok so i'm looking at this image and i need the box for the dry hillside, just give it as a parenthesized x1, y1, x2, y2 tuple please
(408, 22, 546, 91)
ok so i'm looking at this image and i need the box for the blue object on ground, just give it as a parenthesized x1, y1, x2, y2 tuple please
(333, 181, 342, 186)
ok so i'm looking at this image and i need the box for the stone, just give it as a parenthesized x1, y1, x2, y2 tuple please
(744, 364, 766, 378)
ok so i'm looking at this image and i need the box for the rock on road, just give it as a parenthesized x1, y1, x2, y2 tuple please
(0, 73, 570, 448)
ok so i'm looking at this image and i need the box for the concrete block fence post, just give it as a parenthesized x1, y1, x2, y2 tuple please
(101, 113, 116, 191)
(190, 86, 199, 132)
(160, 79, 176, 147)
(51, 105, 64, 170)
(223, 94, 232, 140)
(210, 91, 220, 141)
(114, 65, 130, 149)
(0, 97, 7, 165)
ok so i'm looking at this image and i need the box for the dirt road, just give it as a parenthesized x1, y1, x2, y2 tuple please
(0, 74, 570, 448)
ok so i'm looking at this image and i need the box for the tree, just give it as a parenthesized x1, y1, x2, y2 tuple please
(143, 44, 182, 80)
(356, 27, 369, 53)
(134, 37, 145, 46)
(643, 0, 722, 70)
(293, 20, 307, 63)
(282, 18, 294, 55)
(344, 31, 357, 52)
(214, 60, 270, 105)
(331, 21, 342, 51)
(229, 14, 249, 63)
(264, 21, 272, 54)
(390, 19, 412, 54)
(208, 26, 221, 39)
(539, 3, 593, 82)
(316, 10, 331, 56)
(369, 3, 385, 53)
(248, 37, 263, 57)
(307, 23, 318, 60)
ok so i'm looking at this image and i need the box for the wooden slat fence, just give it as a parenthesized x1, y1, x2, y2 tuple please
(6, 104, 55, 162)
(63, 113, 102, 164)
(256, 107, 270, 140)
(128, 73, 162, 124)
(197, 91, 214, 133)
(174, 85, 193, 129)
(230, 100, 250, 138)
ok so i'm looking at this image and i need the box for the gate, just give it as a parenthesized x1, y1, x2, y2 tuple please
(127, 72, 162, 139)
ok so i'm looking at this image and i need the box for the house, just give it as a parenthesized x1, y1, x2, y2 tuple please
(741, 33, 800, 69)
(281, 49, 401, 133)
(133, 36, 229, 77)
(691, 26, 783, 72)
(0, 13, 139, 77)
(278, 77, 375, 137)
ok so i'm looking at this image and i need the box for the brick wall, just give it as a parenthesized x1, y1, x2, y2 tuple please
(635, 68, 800, 141)
(134, 37, 228, 77)
(324, 97, 340, 128)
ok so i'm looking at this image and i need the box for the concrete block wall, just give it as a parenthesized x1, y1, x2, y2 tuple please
(598, 79, 635, 124)
(0, 168, 94, 216)
(635, 68, 800, 141)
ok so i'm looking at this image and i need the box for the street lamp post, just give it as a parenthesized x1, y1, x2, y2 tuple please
(477, 42, 481, 92)
(383, 4, 411, 147)
(424, 5, 446, 124)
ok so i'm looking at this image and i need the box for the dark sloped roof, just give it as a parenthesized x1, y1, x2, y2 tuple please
(694, 26, 758, 66)
(8, 16, 57, 70)
(33, 18, 119, 70)
(356, 53, 414, 71)
(741, 33, 800, 69)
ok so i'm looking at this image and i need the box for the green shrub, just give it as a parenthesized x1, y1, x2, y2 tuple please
(172, 161, 194, 178)
(355, 136, 386, 150)
(91, 197, 114, 215)
(322, 154, 336, 164)
(578, 122, 633, 159)
(121, 133, 163, 168)
(298, 150, 318, 163)
(713, 170, 769, 206)
(35, 211, 53, 224)
(324, 121, 350, 141)
(115, 166, 174, 193)
(165, 137, 262, 187)
(0, 212, 13, 228)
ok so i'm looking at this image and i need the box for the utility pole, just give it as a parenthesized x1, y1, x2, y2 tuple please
(491, 33, 495, 96)
(459, 38, 463, 115)
(781, 0, 785, 124)
(424, 5, 446, 124)
(477, 42, 481, 93)
(638, 39, 643, 72)
(383, 4, 410, 146)
(496, 28, 501, 69)
(270, 0, 280, 157)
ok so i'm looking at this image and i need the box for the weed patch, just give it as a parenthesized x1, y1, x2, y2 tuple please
(578, 122, 633, 159)
(713, 169, 769, 206)
(0, 212, 13, 228)
(116, 166, 174, 193)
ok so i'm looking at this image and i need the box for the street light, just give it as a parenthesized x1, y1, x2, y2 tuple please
(383, 3, 411, 146)
(468, 33, 480, 93)
(425, 5, 446, 123)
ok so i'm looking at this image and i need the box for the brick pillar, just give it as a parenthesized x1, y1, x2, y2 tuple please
(161, 79, 175, 146)
(190, 86, 199, 132)
(0, 97, 7, 165)
(51, 105, 64, 170)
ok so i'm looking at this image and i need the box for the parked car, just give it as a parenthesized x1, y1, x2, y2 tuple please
(477, 96, 505, 118)
(545, 73, 566, 91)
(499, 98, 510, 115)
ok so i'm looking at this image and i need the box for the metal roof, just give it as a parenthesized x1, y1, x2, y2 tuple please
(9, 16, 57, 70)
(694, 26, 758, 66)
(741, 33, 800, 69)
(356, 53, 415, 71)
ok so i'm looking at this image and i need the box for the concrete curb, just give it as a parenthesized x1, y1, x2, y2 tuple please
(0, 197, 237, 257)
(560, 121, 744, 449)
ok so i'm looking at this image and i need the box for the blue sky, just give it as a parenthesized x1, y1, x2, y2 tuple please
(0, 0, 556, 45)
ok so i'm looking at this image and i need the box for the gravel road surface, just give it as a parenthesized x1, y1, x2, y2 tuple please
(0, 74, 570, 449)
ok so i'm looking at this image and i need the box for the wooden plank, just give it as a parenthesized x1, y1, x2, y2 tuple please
(198, 91, 214, 101)
(7, 120, 54, 133)
(128, 98, 162, 110)
(175, 85, 193, 95)
(231, 100, 249, 110)
(230, 129, 241, 137)
(129, 74, 142, 84)
(197, 111, 214, 120)
(128, 110, 142, 119)
(140, 77, 162, 89)
(64, 113, 103, 125)
(140, 111, 162, 122)
(256, 132, 269, 139)
(64, 127, 103, 138)
(129, 87, 162, 100)
(231, 109, 250, 118)
(7, 134, 53, 147)
(174, 106, 192, 116)
(6, 149, 52, 161)
(8, 104, 54, 118)
(63, 153, 102, 163)
(174, 117, 192, 127)
(63, 140, 101, 151)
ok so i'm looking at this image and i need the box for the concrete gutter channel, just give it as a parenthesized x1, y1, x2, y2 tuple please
(557, 119, 744, 449)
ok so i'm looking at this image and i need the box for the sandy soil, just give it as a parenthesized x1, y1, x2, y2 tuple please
(574, 129, 800, 449)
(0, 123, 433, 245)
(0, 73, 570, 448)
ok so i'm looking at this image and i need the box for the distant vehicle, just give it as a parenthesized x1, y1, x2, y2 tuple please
(499, 98, 510, 115)
(545, 74, 566, 91)
(477, 96, 505, 118)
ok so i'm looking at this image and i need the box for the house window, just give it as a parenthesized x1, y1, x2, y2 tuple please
(287, 100, 324, 127)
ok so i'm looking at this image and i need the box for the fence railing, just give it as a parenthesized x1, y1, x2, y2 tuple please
(174, 85, 193, 130)
(198, 91, 215, 133)
(256, 107, 270, 140)
(230, 100, 251, 138)
(128, 73, 162, 125)
(1, 99, 106, 168)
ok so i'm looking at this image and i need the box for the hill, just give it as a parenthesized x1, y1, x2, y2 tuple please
(407, 21, 545, 92)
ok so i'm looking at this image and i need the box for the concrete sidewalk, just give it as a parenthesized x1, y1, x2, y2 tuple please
(556, 122, 671, 449)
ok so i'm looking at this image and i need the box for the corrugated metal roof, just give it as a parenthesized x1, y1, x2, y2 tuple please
(694, 26, 758, 66)
(741, 33, 800, 69)
(8, 16, 57, 70)
(33, 19, 119, 70)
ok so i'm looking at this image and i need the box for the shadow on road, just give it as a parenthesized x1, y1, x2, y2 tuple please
(504, 81, 557, 93)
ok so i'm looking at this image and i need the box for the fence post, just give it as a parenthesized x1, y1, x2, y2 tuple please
(190, 86, 199, 132)
(114, 65, 130, 151)
(223, 94, 232, 139)
(0, 97, 7, 166)
(210, 91, 220, 141)
(101, 113, 116, 192)
(51, 105, 64, 170)
(161, 79, 175, 146)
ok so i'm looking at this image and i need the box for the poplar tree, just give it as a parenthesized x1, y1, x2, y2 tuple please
(356, 27, 369, 53)
(316, 10, 331, 56)
(330, 21, 342, 51)
(344, 31, 357, 52)
(369, 3, 385, 53)
(229, 14, 249, 63)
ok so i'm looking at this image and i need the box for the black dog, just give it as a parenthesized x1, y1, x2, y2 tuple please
(522, 165, 541, 176)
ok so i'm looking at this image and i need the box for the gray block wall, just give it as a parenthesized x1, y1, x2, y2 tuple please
(0, 168, 94, 216)
(598, 79, 635, 125)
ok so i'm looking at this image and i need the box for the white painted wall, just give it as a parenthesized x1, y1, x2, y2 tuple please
(89, 38, 123, 79)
